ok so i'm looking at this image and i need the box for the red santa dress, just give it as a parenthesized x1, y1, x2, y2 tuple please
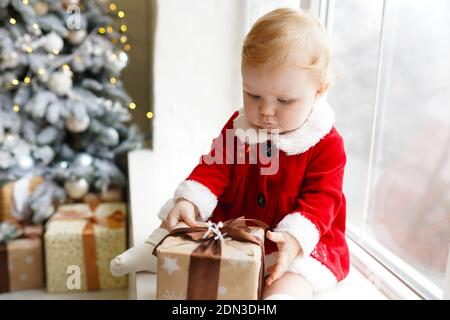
(157, 98, 349, 292)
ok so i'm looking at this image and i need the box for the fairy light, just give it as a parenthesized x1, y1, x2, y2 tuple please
(32, 23, 39, 30)
(25, 47, 33, 53)
(107, 26, 113, 33)
(112, 38, 118, 44)
(128, 102, 136, 110)
(52, 49, 60, 55)
(124, 44, 131, 51)
(146, 112, 153, 119)
(12, 79, 19, 86)
(110, 77, 117, 84)
(62, 64, 71, 71)
(120, 24, 127, 32)
(9, 18, 17, 25)
(117, 11, 125, 18)
(22, 0, 29, 4)
(109, 3, 117, 11)
(24, 76, 31, 84)
(120, 36, 127, 43)
(38, 68, 45, 76)
(13, 105, 20, 112)
(98, 27, 106, 34)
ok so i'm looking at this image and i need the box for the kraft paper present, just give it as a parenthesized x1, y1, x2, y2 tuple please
(0, 225, 44, 293)
(44, 202, 127, 293)
(153, 218, 268, 300)
(0, 176, 44, 223)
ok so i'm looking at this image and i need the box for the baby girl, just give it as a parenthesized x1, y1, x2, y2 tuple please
(110, 8, 349, 300)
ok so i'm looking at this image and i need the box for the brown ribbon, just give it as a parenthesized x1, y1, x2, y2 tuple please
(153, 217, 269, 300)
(52, 208, 125, 290)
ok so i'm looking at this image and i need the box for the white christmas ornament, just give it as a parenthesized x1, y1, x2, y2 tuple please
(105, 50, 128, 74)
(67, 29, 86, 45)
(0, 51, 20, 69)
(73, 153, 93, 167)
(65, 114, 90, 132)
(65, 178, 89, 199)
(44, 32, 64, 53)
(48, 69, 73, 96)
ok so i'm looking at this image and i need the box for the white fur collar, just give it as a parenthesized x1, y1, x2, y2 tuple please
(233, 99, 335, 155)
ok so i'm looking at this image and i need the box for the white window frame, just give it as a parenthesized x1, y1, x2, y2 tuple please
(302, 0, 448, 300)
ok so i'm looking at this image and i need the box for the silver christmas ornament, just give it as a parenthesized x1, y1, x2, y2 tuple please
(65, 115, 90, 132)
(73, 152, 93, 167)
(48, 69, 73, 96)
(100, 128, 120, 146)
(44, 32, 64, 53)
(17, 155, 35, 171)
(65, 177, 89, 199)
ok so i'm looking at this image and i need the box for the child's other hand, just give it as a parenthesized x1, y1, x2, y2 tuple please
(165, 198, 201, 231)
(265, 230, 302, 286)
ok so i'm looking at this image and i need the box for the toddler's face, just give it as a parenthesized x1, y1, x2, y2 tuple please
(242, 64, 323, 134)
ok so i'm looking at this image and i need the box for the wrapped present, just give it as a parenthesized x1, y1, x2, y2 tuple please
(0, 224, 44, 293)
(44, 202, 127, 293)
(153, 217, 268, 300)
(0, 176, 44, 223)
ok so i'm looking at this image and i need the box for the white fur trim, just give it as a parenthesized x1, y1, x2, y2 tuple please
(173, 180, 217, 222)
(265, 252, 338, 293)
(274, 212, 320, 257)
(233, 98, 335, 155)
(157, 198, 176, 221)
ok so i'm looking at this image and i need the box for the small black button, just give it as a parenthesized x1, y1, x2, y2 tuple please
(257, 193, 266, 208)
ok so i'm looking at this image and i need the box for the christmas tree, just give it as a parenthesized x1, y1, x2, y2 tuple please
(0, 0, 143, 224)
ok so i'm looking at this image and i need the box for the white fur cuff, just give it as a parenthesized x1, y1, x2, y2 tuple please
(173, 179, 217, 222)
(274, 212, 320, 257)
(157, 198, 176, 221)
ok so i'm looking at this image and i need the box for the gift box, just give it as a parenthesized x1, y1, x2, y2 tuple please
(44, 202, 127, 293)
(0, 224, 44, 293)
(153, 218, 268, 300)
(0, 176, 44, 223)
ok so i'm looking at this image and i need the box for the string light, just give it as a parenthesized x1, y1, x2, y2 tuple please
(62, 64, 71, 71)
(38, 68, 45, 75)
(9, 18, 17, 25)
(22, 0, 29, 4)
(52, 49, 60, 55)
(117, 11, 125, 18)
(120, 24, 127, 32)
(112, 38, 118, 44)
(12, 79, 19, 86)
(13, 105, 20, 112)
(124, 44, 131, 51)
(32, 23, 39, 30)
(110, 77, 117, 84)
(25, 47, 33, 53)
(98, 27, 106, 34)
(109, 3, 117, 11)
(107, 26, 113, 33)
(120, 36, 127, 43)
(24, 76, 31, 84)
(146, 112, 154, 119)
(128, 102, 136, 110)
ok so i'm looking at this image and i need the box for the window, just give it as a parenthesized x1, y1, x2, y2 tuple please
(320, 0, 450, 299)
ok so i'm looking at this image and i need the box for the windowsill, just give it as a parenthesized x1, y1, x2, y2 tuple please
(127, 150, 389, 300)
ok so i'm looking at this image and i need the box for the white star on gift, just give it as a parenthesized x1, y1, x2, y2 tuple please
(162, 256, 180, 275)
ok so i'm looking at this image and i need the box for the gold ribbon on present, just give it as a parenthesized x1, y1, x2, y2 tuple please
(153, 217, 269, 300)
(52, 206, 126, 291)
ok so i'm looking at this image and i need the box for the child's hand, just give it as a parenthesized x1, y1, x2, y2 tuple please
(265, 230, 302, 286)
(165, 198, 201, 231)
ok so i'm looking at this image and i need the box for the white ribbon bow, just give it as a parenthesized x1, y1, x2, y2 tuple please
(202, 221, 228, 243)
